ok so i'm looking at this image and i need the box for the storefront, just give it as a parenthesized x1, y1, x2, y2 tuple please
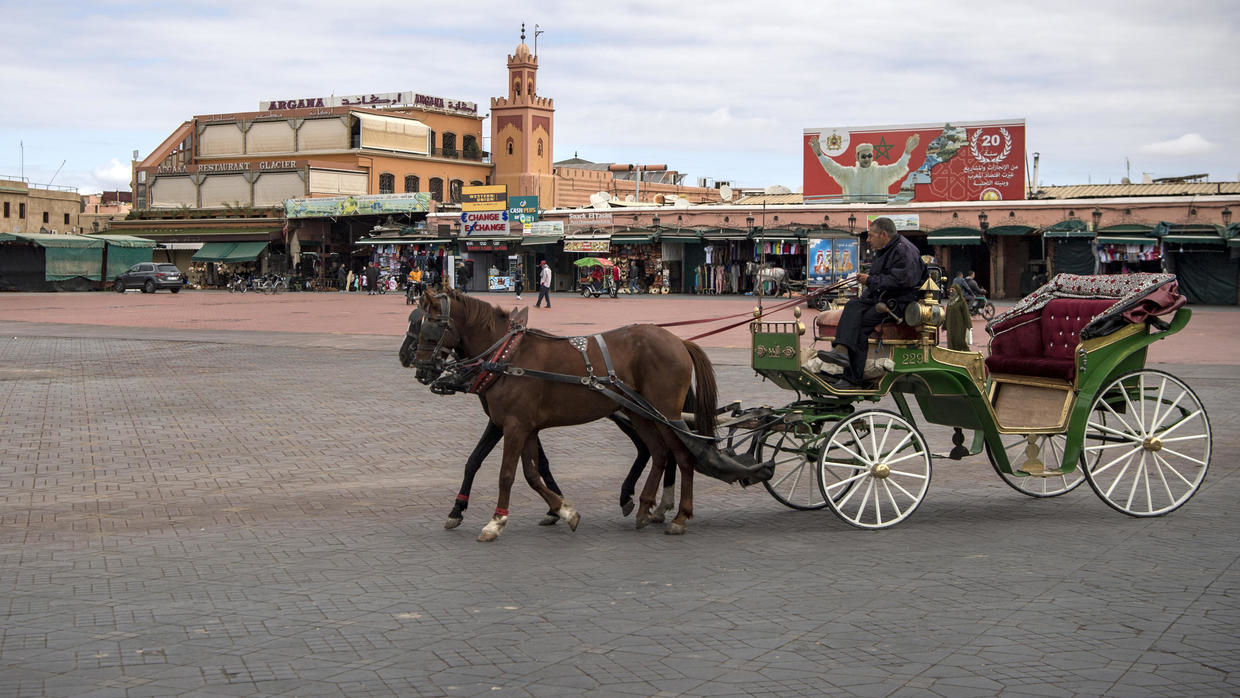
(692, 228, 752, 294)
(562, 232, 612, 292)
(988, 225, 1042, 297)
(608, 228, 657, 294)
(651, 228, 698, 293)
(458, 235, 520, 292)
(0, 233, 106, 291)
(1096, 224, 1161, 275)
(355, 236, 451, 291)
(1159, 224, 1238, 305)
(927, 226, 992, 295)
(752, 227, 808, 294)
(1043, 220, 1096, 277)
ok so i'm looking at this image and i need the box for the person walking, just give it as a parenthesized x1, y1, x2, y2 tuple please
(513, 263, 524, 300)
(346, 266, 356, 293)
(336, 263, 347, 292)
(535, 260, 552, 308)
(365, 263, 380, 295)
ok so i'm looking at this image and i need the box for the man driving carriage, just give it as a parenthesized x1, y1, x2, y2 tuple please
(818, 216, 925, 389)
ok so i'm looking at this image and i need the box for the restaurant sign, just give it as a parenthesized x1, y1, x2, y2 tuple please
(563, 239, 611, 253)
(259, 91, 478, 116)
(568, 211, 613, 229)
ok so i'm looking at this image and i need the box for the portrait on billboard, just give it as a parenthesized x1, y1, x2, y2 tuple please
(803, 120, 1025, 204)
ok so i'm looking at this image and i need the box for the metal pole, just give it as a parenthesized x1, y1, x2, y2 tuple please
(635, 165, 640, 204)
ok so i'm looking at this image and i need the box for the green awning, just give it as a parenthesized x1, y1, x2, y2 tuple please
(1044, 229, 1095, 239)
(928, 228, 983, 246)
(657, 230, 701, 241)
(84, 234, 157, 248)
(989, 225, 1036, 236)
(521, 235, 563, 246)
(192, 242, 238, 262)
(1097, 235, 1156, 246)
(1162, 234, 1224, 246)
(0, 233, 106, 281)
(223, 242, 269, 262)
(355, 237, 449, 245)
(1044, 219, 1089, 233)
(1098, 223, 1154, 234)
(702, 228, 750, 240)
(609, 235, 654, 244)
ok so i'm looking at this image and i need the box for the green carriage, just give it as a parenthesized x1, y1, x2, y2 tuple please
(731, 271, 1210, 529)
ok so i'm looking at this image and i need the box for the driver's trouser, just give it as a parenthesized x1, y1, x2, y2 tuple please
(832, 298, 887, 384)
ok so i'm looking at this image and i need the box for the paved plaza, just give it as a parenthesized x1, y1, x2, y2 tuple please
(0, 291, 1238, 697)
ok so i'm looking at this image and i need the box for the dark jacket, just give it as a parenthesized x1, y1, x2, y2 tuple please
(863, 233, 924, 310)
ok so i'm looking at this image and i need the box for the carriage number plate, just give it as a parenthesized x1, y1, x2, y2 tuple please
(898, 349, 923, 366)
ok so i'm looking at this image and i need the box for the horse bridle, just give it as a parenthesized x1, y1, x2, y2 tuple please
(409, 292, 458, 375)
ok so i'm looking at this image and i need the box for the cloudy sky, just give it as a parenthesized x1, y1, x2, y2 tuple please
(1, 1, 1236, 194)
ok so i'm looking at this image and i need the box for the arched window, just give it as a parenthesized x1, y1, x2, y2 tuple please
(404, 175, 419, 193)
(470, 180, 484, 186)
(449, 179, 463, 203)
(378, 173, 395, 194)
(537, 139, 544, 157)
(429, 177, 443, 202)
(527, 80, 534, 96)
(441, 132, 457, 157)
(462, 134, 479, 159)
(513, 81, 521, 96)
(506, 138, 514, 155)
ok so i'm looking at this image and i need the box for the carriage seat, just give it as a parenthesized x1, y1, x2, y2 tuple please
(985, 298, 1115, 382)
(814, 308, 920, 343)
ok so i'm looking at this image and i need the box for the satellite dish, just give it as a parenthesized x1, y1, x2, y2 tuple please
(673, 198, 690, 209)
(654, 194, 666, 204)
(589, 191, 611, 210)
(719, 184, 733, 201)
(625, 194, 635, 202)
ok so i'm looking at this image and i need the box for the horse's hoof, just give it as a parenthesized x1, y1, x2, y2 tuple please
(635, 513, 650, 530)
(566, 511, 581, 531)
(648, 511, 666, 524)
(665, 522, 687, 535)
(444, 516, 463, 530)
(538, 514, 559, 526)
(477, 530, 499, 542)
(620, 499, 635, 517)
(478, 515, 507, 542)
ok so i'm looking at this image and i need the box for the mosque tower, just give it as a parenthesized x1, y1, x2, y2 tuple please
(490, 24, 556, 203)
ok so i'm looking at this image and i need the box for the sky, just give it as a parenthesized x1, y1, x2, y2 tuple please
(1, 1, 1237, 195)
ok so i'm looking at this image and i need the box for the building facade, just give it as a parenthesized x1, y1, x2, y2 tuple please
(1, 178, 81, 234)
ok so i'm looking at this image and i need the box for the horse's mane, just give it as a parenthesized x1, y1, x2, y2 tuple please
(443, 287, 507, 337)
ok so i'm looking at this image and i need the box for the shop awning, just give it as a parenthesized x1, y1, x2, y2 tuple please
(1096, 235, 1156, 245)
(1043, 229, 1095, 239)
(192, 242, 238, 262)
(927, 228, 983, 246)
(521, 235, 562, 246)
(155, 242, 205, 250)
(1162, 233, 1225, 245)
(701, 227, 750, 240)
(989, 225, 1036, 236)
(656, 229, 701, 241)
(223, 242, 269, 262)
(84, 234, 157, 248)
(610, 234, 655, 244)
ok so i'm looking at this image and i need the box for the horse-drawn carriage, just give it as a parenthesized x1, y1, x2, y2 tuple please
(401, 269, 1208, 539)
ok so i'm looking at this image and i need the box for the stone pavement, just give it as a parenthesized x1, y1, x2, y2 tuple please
(0, 295, 1238, 696)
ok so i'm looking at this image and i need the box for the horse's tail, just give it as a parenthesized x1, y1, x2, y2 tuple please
(683, 340, 717, 438)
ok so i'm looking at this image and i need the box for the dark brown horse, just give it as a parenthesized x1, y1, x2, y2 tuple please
(412, 287, 717, 541)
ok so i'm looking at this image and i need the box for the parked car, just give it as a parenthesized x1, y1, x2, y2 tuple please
(114, 263, 185, 293)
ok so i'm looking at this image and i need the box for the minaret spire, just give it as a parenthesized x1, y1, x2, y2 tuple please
(520, 23, 525, 42)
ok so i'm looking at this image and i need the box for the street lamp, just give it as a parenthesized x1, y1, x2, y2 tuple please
(848, 213, 856, 232)
(1091, 208, 1102, 230)
(1224, 207, 1233, 226)
(652, 214, 660, 230)
(746, 215, 755, 233)
(978, 211, 989, 232)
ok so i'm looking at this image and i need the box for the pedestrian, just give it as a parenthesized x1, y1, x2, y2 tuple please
(366, 263, 379, 295)
(336, 263, 347, 292)
(535, 260, 552, 308)
(628, 260, 642, 294)
(611, 263, 621, 294)
(346, 267, 356, 293)
(513, 264, 524, 300)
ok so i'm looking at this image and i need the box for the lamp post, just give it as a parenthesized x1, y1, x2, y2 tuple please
(978, 211, 989, 233)
(608, 163, 667, 203)
(1092, 208, 1102, 231)
(848, 213, 856, 233)
(1224, 207, 1233, 226)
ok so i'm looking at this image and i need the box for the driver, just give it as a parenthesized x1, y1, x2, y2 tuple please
(818, 217, 925, 389)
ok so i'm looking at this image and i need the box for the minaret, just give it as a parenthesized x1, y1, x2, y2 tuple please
(490, 24, 556, 203)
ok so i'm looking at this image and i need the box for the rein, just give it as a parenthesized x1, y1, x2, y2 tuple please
(659, 278, 857, 341)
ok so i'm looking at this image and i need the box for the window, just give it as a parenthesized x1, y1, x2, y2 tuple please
(527, 80, 534, 95)
(463, 135, 479, 159)
(429, 177, 443, 202)
(506, 138, 514, 156)
(449, 179, 463, 203)
(514, 81, 521, 96)
(441, 132, 457, 157)
(404, 175, 419, 192)
(2, 202, 8, 218)
(19, 203, 25, 219)
(378, 173, 395, 194)
(470, 180, 484, 186)
(64, 213, 70, 225)
(43, 212, 49, 224)
(538, 139, 544, 157)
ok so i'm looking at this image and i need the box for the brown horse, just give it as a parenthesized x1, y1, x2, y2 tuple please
(413, 287, 717, 541)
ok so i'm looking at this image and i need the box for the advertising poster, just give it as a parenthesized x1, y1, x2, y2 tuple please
(803, 120, 1025, 204)
(807, 237, 859, 286)
(284, 193, 431, 219)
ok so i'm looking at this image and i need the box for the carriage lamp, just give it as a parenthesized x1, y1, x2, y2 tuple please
(1224, 207, 1232, 225)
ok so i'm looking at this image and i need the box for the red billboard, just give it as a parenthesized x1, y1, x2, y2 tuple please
(803, 120, 1026, 204)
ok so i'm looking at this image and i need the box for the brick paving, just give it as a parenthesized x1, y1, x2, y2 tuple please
(0, 292, 1237, 696)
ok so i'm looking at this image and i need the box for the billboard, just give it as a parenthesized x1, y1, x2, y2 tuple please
(803, 120, 1025, 204)
(284, 192, 431, 218)
(807, 237, 860, 286)
(459, 211, 511, 235)
(461, 185, 508, 212)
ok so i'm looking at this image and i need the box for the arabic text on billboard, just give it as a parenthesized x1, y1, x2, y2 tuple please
(803, 120, 1025, 204)
(284, 193, 432, 219)
(259, 91, 478, 116)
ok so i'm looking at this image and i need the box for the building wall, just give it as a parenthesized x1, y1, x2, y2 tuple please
(552, 167, 726, 209)
(0, 180, 81, 234)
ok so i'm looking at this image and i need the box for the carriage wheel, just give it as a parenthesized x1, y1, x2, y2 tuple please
(758, 424, 828, 511)
(818, 410, 931, 529)
(1081, 370, 1210, 517)
(986, 433, 1087, 498)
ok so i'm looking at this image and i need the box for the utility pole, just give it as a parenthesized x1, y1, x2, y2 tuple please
(608, 163, 667, 203)
(534, 24, 544, 56)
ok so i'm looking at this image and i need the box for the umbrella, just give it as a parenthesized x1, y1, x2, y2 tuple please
(573, 257, 614, 267)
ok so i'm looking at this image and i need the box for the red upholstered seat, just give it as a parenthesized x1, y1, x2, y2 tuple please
(985, 298, 1115, 381)
(815, 309, 920, 342)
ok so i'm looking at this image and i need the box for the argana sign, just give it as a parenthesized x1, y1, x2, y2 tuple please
(259, 91, 478, 117)
(803, 119, 1026, 204)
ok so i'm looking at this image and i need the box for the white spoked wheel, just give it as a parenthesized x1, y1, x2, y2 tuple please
(987, 433, 1087, 498)
(759, 424, 828, 511)
(1082, 370, 1210, 517)
(818, 410, 931, 529)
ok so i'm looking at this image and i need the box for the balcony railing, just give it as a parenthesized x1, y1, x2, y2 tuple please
(430, 147, 490, 163)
